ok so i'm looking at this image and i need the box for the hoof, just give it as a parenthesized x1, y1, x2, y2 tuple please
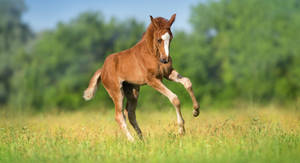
(193, 108, 200, 117)
(138, 134, 144, 141)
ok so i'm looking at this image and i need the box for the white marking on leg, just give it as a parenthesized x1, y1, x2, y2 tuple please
(161, 32, 170, 57)
(117, 87, 134, 141)
(168, 92, 184, 125)
(181, 77, 192, 89)
(176, 111, 182, 124)
(168, 92, 178, 104)
(121, 122, 134, 141)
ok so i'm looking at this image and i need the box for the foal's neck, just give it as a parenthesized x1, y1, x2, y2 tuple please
(139, 24, 156, 56)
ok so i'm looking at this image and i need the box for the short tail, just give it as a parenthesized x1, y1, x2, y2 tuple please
(83, 68, 102, 101)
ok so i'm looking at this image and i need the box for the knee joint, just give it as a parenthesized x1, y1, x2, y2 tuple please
(183, 78, 192, 89)
(115, 112, 122, 122)
(115, 116, 120, 122)
(171, 96, 180, 108)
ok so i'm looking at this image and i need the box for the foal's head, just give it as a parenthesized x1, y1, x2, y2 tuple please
(150, 14, 176, 64)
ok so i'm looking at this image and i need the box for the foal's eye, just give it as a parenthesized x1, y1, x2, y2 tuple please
(157, 39, 162, 43)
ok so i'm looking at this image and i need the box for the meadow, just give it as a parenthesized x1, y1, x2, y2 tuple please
(1, 0, 300, 162)
(0, 105, 300, 163)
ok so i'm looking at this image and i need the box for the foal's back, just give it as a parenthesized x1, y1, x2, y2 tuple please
(100, 43, 150, 86)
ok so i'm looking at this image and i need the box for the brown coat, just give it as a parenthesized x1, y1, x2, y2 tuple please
(83, 14, 199, 141)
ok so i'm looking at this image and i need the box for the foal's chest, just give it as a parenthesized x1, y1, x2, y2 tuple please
(158, 62, 173, 77)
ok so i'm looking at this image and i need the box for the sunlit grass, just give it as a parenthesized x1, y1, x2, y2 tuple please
(0, 106, 300, 162)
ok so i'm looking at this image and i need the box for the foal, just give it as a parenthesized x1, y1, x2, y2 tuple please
(83, 14, 200, 141)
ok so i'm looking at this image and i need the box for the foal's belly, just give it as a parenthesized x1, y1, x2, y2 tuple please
(124, 77, 146, 85)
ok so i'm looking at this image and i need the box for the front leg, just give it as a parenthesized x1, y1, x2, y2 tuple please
(147, 79, 185, 135)
(168, 69, 200, 117)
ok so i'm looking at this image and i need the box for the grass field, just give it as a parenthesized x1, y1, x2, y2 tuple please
(0, 106, 300, 163)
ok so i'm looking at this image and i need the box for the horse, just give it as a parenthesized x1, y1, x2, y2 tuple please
(83, 14, 200, 141)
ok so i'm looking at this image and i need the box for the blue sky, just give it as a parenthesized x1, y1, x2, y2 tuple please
(23, 0, 202, 32)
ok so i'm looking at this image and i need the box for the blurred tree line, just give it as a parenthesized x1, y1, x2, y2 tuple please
(0, 0, 299, 111)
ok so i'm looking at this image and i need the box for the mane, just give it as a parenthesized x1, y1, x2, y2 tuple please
(140, 23, 154, 40)
(141, 17, 169, 40)
(152, 17, 170, 28)
(138, 24, 155, 54)
(135, 17, 170, 54)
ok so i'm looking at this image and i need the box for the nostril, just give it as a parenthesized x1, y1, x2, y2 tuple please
(160, 59, 168, 64)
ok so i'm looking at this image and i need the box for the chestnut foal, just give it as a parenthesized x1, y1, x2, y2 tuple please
(83, 14, 200, 141)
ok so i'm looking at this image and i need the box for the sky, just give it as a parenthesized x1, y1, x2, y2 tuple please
(23, 0, 202, 32)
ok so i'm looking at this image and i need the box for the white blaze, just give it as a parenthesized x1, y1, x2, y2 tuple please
(161, 32, 170, 57)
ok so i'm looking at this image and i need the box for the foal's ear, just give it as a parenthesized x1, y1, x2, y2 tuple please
(150, 15, 158, 29)
(168, 13, 176, 27)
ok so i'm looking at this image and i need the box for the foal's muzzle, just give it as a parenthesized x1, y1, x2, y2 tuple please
(160, 58, 168, 64)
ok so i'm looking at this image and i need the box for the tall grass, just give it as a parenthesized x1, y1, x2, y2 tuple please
(0, 106, 300, 163)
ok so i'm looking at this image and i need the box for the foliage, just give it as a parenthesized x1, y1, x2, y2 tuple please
(10, 12, 144, 110)
(0, 0, 32, 104)
(188, 0, 300, 104)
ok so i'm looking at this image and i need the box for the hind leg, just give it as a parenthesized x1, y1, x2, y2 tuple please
(102, 81, 134, 141)
(123, 83, 143, 140)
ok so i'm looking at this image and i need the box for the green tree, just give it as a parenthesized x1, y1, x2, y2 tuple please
(0, 0, 32, 105)
(4, 0, 300, 111)
(186, 0, 300, 104)
(10, 12, 144, 110)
